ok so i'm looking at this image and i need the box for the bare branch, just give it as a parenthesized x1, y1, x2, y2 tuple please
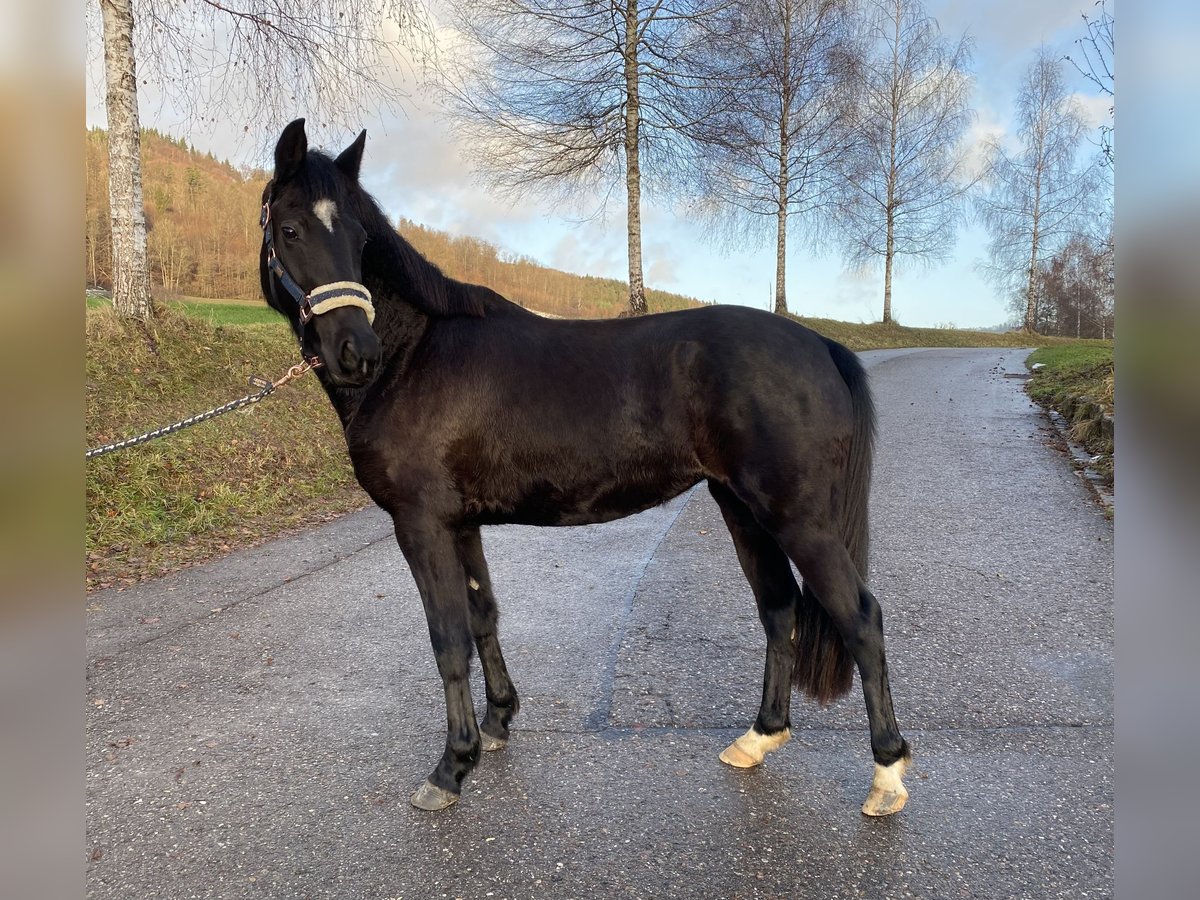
(124, 0, 436, 141)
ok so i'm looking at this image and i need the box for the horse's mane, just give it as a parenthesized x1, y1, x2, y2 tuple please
(299, 152, 485, 319)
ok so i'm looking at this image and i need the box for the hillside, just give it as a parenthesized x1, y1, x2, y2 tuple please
(85, 128, 705, 317)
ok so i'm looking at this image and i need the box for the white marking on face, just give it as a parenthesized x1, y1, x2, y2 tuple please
(313, 199, 337, 233)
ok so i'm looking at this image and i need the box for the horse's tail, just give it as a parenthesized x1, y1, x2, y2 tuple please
(792, 337, 876, 705)
(822, 337, 876, 579)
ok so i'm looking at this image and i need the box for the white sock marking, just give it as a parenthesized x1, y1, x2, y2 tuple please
(870, 758, 907, 794)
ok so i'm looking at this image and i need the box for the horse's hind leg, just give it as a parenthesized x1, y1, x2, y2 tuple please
(709, 481, 797, 768)
(455, 527, 519, 751)
(780, 526, 911, 816)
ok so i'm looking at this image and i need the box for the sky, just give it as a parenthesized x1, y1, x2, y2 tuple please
(85, 0, 1114, 329)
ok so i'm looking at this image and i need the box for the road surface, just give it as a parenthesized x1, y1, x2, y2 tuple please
(86, 347, 1113, 899)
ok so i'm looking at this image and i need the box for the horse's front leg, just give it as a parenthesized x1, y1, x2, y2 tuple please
(393, 516, 480, 811)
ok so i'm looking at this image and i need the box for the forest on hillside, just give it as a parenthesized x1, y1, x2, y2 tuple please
(84, 128, 705, 318)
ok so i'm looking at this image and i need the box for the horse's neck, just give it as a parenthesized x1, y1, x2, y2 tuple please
(373, 291, 431, 368)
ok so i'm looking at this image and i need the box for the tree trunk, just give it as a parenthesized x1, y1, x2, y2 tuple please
(774, 8, 791, 317)
(883, 0, 900, 325)
(1024, 216, 1040, 333)
(1023, 109, 1047, 334)
(883, 219, 895, 324)
(774, 194, 788, 315)
(100, 0, 153, 322)
(623, 1, 647, 315)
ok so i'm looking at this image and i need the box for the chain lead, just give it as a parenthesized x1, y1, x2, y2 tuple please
(85, 358, 320, 460)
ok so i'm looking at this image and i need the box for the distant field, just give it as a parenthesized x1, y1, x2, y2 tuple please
(87, 294, 282, 326)
(173, 299, 281, 326)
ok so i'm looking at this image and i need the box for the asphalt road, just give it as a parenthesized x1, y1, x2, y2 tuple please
(85, 347, 1114, 899)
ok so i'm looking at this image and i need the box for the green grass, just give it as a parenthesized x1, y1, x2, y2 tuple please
(788, 315, 1075, 351)
(175, 299, 282, 326)
(1025, 342, 1114, 486)
(87, 294, 281, 326)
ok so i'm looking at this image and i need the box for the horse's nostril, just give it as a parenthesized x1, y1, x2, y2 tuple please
(339, 339, 359, 370)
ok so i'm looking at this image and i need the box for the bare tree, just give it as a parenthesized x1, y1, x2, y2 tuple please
(836, 0, 975, 324)
(687, 0, 860, 316)
(441, 0, 723, 316)
(90, 0, 433, 323)
(1065, 0, 1113, 169)
(1038, 231, 1113, 339)
(976, 48, 1096, 334)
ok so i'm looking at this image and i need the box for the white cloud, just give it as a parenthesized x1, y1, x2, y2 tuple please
(931, 0, 1084, 52)
(1070, 92, 1113, 130)
(645, 248, 679, 289)
(960, 102, 1007, 178)
(548, 229, 624, 281)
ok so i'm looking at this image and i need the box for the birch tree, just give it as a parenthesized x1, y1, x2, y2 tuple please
(91, 0, 433, 323)
(977, 48, 1096, 333)
(689, 0, 859, 315)
(100, 0, 153, 321)
(836, 0, 974, 324)
(442, 0, 722, 316)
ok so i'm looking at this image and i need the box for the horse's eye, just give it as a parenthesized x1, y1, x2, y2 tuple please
(281, 225, 298, 240)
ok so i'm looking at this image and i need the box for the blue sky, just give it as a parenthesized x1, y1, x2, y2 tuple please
(85, 0, 1113, 328)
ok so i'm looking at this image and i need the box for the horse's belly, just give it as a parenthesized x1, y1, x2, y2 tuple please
(463, 464, 702, 528)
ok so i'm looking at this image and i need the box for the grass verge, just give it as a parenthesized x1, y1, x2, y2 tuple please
(789, 315, 1078, 351)
(86, 306, 367, 590)
(1025, 343, 1115, 487)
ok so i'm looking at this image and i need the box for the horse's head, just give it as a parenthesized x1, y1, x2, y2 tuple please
(260, 119, 382, 387)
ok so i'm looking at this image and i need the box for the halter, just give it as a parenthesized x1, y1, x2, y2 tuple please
(260, 190, 376, 327)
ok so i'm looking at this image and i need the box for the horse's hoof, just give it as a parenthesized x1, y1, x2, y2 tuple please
(480, 731, 508, 752)
(410, 780, 460, 811)
(861, 758, 909, 816)
(719, 727, 790, 769)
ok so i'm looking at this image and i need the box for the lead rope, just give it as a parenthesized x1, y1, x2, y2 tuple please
(85, 359, 321, 460)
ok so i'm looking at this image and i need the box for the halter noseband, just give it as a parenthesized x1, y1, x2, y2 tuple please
(260, 192, 376, 327)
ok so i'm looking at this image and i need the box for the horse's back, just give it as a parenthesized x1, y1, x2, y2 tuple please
(354, 303, 856, 528)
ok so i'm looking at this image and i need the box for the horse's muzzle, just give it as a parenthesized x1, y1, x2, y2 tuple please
(336, 334, 380, 385)
(317, 312, 381, 387)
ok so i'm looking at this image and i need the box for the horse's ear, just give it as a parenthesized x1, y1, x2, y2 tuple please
(335, 129, 367, 181)
(274, 118, 307, 183)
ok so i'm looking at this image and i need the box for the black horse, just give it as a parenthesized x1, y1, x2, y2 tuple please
(259, 120, 910, 815)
